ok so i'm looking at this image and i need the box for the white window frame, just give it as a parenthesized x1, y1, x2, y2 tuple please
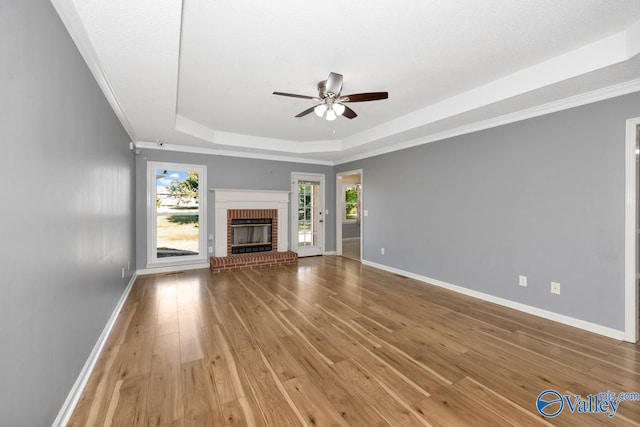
(147, 161, 207, 267)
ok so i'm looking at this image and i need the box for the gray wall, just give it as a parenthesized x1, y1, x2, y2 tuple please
(135, 150, 335, 269)
(342, 222, 361, 239)
(338, 92, 640, 331)
(0, 1, 135, 425)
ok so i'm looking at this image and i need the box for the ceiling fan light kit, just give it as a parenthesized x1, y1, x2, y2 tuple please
(314, 104, 327, 117)
(273, 72, 388, 121)
(333, 103, 346, 116)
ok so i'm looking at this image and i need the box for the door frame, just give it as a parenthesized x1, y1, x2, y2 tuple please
(146, 161, 207, 267)
(624, 117, 640, 343)
(336, 169, 363, 260)
(291, 172, 325, 256)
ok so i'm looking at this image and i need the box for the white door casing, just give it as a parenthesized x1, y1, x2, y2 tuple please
(292, 172, 325, 257)
(336, 169, 363, 260)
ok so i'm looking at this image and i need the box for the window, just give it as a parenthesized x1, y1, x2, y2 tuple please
(147, 162, 206, 266)
(343, 183, 360, 222)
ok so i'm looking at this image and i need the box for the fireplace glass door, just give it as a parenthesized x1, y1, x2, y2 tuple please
(231, 218, 272, 254)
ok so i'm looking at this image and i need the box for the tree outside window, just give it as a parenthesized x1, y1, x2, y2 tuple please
(344, 184, 359, 221)
(167, 171, 199, 206)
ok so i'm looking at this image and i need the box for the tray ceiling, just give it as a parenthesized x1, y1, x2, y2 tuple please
(53, 0, 640, 164)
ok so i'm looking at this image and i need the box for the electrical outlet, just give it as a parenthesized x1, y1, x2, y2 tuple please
(208, 234, 214, 241)
(519, 275, 527, 287)
(381, 247, 385, 255)
(551, 282, 561, 295)
(208, 246, 213, 254)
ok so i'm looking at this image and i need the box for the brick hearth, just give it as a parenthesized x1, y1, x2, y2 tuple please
(210, 251, 297, 272)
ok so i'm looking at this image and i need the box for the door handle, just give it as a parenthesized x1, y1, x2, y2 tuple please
(319, 220, 323, 223)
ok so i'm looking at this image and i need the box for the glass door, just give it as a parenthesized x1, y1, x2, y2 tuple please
(147, 162, 206, 266)
(292, 173, 325, 257)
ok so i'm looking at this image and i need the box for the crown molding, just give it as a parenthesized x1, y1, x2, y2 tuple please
(50, 0, 137, 142)
(143, 79, 640, 166)
(135, 141, 334, 166)
(334, 78, 640, 165)
(175, 114, 342, 154)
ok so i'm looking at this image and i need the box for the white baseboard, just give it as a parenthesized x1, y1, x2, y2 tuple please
(361, 259, 625, 341)
(137, 262, 210, 275)
(323, 251, 337, 256)
(52, 273, 138, 427)
(341, 237, 361, 242)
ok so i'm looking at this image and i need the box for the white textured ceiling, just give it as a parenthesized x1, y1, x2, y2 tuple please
(54, 0, 640, 164)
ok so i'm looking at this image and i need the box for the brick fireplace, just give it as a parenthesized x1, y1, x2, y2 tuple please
(210, 189, 297, 272)
(227, 209, 277, 254)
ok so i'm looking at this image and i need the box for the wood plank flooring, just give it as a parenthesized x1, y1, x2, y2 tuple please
(69, 256, 640, 426)
(341, 238, 360, 261)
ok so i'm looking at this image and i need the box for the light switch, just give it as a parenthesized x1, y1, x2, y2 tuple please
(363, 210, 369, 216)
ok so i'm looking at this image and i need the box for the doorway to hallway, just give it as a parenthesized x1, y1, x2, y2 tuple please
(336, 169, 363, 262)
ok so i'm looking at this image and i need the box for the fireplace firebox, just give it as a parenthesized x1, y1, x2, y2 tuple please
(231, 218, 272, 254)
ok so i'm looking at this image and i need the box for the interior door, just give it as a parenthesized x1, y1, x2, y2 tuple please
(292, 173, 325, 257)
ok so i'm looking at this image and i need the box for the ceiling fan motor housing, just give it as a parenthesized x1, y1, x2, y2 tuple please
(317, 80, 329, 99)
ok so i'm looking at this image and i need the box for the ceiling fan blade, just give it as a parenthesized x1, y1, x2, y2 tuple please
(326, 72, 343, 96)
(342, 105, 357, 119)
(294, 106, 317, 118)
(273, 91, 316, 100)
(342, 92, 388, 102)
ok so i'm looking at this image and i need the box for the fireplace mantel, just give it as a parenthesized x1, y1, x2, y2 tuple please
(211, 189, 290, 257)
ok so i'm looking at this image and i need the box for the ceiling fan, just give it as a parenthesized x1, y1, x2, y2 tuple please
(273, 72, 388, 121)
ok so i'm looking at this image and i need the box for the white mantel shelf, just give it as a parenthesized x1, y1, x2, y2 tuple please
(212, 189, 290, 257)
(211, 188, 290, 202)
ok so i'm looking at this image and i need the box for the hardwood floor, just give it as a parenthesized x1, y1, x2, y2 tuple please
(341, 238, 360, 261)
(69, 256, 640, 426)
